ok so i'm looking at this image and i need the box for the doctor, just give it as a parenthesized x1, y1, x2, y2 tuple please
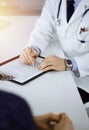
(20, 0, 89, 103)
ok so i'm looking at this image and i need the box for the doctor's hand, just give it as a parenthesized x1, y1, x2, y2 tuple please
(34, 113, 59, 130)
(54, 113, 74, 130)
(39, 55, 66, 72)
(20, 47, 39, 65)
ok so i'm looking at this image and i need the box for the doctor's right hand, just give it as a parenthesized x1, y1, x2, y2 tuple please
(20, 47, 39, 65)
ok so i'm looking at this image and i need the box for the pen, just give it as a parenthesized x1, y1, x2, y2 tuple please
(32, 63, 35, 68)
(38, 55, 45, 59)
(32, 55, 45, 68)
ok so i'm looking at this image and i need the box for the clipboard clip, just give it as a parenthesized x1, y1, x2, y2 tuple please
(0, 71, 14, 81)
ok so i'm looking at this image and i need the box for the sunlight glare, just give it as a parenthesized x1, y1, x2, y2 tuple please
(0, 19, 11, 30)
(0, 2, 7, 6)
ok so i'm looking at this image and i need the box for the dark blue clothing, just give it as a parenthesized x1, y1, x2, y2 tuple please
(67, 0, 75, 22)
(0, 91, 35, 130)
(78, 88, 89, 104)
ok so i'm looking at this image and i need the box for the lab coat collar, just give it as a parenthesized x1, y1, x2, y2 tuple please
(67, 0, 89, 26)
(60, 0, 67, 24)
(65, 0, 89, 34)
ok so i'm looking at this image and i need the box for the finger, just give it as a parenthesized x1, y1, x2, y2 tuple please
(47, 113, 59, 129)
(20, 51, 34, 65)
(25, 48, 36, 65)
(38, 55, 57, 70)
(31, 48, 39, 57)
(57, 113, 67, 123)
(20, 48, 32, 64)
(63, 114, 72, 123)
(25, 48, 34, 63)
(39, 60, 52, 70)
(20, 52, 30, 64)
(48, 113, 59, 122)
(23, 50, 33, 64)
(42, 66, 54, 72)
(59, 113, 72, 124)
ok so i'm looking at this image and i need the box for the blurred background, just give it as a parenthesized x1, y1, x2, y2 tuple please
(0, 0, 45, 15)
(0, 0, 45, 63)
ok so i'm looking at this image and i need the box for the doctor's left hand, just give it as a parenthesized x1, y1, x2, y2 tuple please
(39, 55, 66, 71)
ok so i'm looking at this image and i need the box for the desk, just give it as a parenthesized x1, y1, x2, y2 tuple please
(0, 16, 89, 130)
(0, 71, 89, 130)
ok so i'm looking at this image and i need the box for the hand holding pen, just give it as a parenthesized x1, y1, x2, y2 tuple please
(20, 47, 39, 66)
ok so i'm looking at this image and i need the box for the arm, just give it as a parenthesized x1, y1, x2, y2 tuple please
(20, 0, 56, 65)
(27, 0, 56, 52)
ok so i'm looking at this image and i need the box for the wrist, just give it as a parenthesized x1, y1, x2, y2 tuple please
(31, 46, 41, 55)
(63, 59, 67, 71)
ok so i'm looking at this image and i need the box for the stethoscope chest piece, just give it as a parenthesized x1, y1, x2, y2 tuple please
(56, 18, 60, 25)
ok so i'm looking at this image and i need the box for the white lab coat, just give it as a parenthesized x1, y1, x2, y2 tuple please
(27, 0, 89, 92)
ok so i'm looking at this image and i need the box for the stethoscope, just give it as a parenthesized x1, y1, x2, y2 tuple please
(56, 0, 89, 43)
(56, 0, 62, 25)
(56, 0, 89, 25)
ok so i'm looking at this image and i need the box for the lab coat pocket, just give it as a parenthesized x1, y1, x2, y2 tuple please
(76, 13, 89, 43)
(76, 25, 89, 43)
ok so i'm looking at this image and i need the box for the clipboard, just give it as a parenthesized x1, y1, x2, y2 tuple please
(0, 56, 48, 85)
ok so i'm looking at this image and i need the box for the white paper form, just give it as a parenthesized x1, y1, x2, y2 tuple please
(0, 57, 44, 84)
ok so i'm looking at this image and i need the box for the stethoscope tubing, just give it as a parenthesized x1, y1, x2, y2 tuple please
(57, 0, 89, 43)
(57, 0, 89, 19)
(82, 8, 89, 17)
(57, 0, 62, 18)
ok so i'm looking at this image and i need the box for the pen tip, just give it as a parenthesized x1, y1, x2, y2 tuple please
(32, 63, 35, 68)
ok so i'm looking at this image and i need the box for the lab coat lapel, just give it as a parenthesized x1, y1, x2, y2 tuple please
(67, 0, 89, 28)
(60, 0, 67, 28)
